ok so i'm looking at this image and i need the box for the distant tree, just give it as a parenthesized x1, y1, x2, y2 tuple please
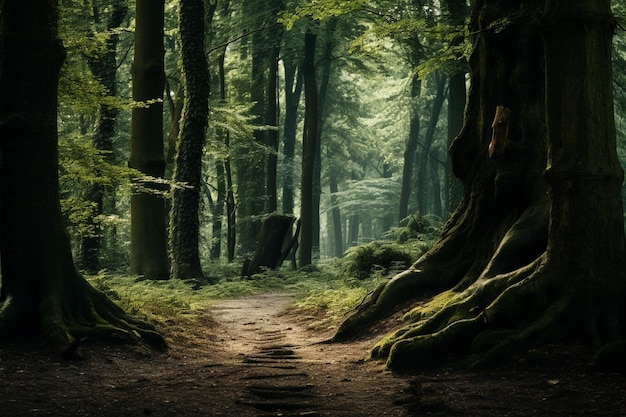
(128, 0, 169, 279)
(280, 28, 304, 216)
(79, 0, 128, 273)
(300, 28, 318, 267)
(0, 0, 165, 350)
(416, 73, 446, 215)
(336, 0, 626, 369)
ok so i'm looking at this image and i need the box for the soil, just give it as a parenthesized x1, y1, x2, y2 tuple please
(1, 291, 625, 417)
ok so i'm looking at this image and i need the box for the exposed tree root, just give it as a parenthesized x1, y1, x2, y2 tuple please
(0, 269, 167, 355)
(367, 254, 626, 370)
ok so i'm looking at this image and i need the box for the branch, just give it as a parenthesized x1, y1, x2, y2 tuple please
(207, 22, 282, 56)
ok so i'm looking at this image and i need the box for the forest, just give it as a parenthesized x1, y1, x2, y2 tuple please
(2, 0, 626, 415)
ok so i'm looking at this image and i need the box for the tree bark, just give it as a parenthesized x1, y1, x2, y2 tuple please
(266, 42, 281, 213)
(329, 174, 343, 258)
(0, 0, 165, 350)
(416, 73, 446, 215)
(398, 74, 421, 222)
(243, 214, 296, 276)
(300, 29, 318, 267)
(129, 0, 169, 280)
(281, 48, 303, 215)
(169, 0, 210, 280)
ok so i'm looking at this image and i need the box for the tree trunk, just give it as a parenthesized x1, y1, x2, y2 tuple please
(210, 51, 228, 260)
(312, 19, 337, 259)
(0, 0, 165, 350)
(398, 74, 421, 222)
(430, 153, 443, 218)
(169, 0, 210, 280)
(329, 174, 343, 258)
(445, 71, 466, 216)
(243, 214, 296, 276)
(335, 0, 626, 370)
(443, 0, 468, 218)
(237, 3, 270, 255)
(416, 73, 446, 215)
(300, 29, 318, 267)
(129, 0, 169, 280)
(79, 0, 128, 273)
(267, 42, 281, 214)
(281, 49, 303, 216)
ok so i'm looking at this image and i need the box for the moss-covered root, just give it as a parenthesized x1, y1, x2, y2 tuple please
(44, 280, 168, 353)
(385, 315, 486, 369)
(373, 267, 581, 369)
(333, 267, 431, 341)
(0, 271, 167, 354)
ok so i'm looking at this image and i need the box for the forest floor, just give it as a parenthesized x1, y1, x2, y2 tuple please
(1, 291, 626, 416)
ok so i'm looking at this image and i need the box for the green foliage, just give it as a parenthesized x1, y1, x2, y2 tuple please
(339, 241, 422, 280)
(58, 135, 137, 240)
(387, 212, 442, 243)
(281, 0, 365, 29)
(84, 261, 357, 326)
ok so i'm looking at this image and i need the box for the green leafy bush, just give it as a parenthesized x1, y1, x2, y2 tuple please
(340, 241, 418, 280)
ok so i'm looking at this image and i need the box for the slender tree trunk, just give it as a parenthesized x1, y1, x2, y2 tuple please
(238, 9, 269, 256)
(267, 43, 280, 213)
(0, 0, 164, 349)
(169, 0, 211, 280)
(79, 0, 128, 273)
(430, 153, 443, 218)
(129, 0, 169, 280)
(417, 74, 446, 214)
(398, 74, 421, 222)
(210, 51, 228, 260)
(329, 174, 343, 258)
(281, 53, 303, 215)
(215, 48, 237, 263)
(446, 71, 466, 216)
(300, 29, 318, 267)
(312, 19, 336, 258)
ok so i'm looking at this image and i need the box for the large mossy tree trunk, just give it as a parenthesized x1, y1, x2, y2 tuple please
(334, 0, 626, 369)
(169, 0, 213, 280)
(129, 0, 169, 280)
(0, 0, 165, 351)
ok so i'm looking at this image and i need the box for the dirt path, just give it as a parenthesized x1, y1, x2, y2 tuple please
(0, 291, 411, 417)
(3, 291, 625, 416)
(209, 292, 410, 417)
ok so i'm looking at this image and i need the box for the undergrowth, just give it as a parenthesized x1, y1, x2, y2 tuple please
(84, 225, 437, 338)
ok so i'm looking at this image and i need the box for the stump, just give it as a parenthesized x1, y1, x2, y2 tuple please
(243, 214, 300, 277)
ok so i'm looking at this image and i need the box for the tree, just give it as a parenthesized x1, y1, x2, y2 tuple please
(169, 0, 214, 279)
(0, 0, 165, 350)
(79, 0, 128, 273)
(300, 27, 319, 267)
(129, 0, 170, 280)
(334, 0, 626, 369)
(281, 28, 304, 216)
